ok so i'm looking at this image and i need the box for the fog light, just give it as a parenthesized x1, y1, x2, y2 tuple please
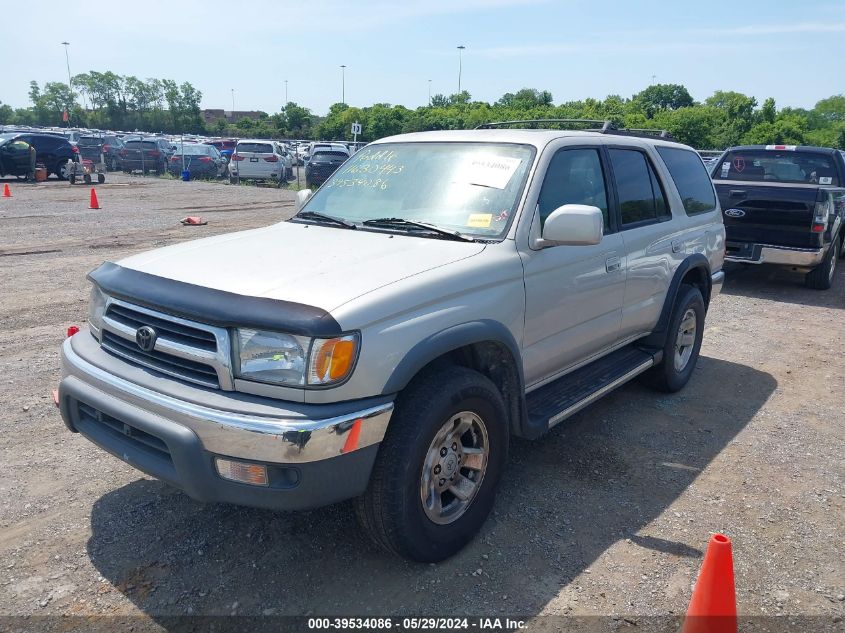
(215, 458, 268, 486)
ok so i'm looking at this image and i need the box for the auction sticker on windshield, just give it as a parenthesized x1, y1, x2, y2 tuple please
(453, 154, 522, 189)
(467, 213, 493, 228)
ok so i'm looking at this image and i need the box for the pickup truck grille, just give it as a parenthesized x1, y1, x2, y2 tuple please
(99, 300, 233, 390)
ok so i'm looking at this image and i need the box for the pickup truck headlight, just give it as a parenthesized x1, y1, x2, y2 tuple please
(234, 330, 359, 387)
(88, 285, 108, 332)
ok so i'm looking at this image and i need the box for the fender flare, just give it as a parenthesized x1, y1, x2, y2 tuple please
(382, 320, 524, 396)
(643, 254, 712, 350)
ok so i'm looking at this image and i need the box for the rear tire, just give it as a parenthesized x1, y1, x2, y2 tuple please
(805, 238, 839, 290)
(55, 161, 70, 181)
(643, 285, 705, 393)
(355, 366, 508, 562)
(97, 173, 105, 184)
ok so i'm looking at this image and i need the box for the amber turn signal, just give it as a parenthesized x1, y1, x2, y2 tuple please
(310, 336, 358, 384)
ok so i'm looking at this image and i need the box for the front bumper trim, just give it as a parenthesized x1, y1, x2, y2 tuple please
(59, 337, 393, 464)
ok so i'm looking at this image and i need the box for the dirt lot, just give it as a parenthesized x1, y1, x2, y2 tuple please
(0, 174, 843, 631)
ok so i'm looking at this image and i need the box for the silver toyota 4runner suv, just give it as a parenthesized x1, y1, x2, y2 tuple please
(58, 120, 725, 562)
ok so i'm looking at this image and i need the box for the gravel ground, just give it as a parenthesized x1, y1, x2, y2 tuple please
(0, 174, 843, 632)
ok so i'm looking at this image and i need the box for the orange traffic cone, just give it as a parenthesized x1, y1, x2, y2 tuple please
(2, 183, 10, 198)
(89, 187, 100, 209)
(682, 534, 737, 633)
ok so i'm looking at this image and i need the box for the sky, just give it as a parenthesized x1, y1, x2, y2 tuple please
(2, 0, 843, 116)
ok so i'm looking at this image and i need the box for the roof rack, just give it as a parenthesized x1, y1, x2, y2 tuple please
(475, 118, 674, 140)
(476, 119, 614, 131)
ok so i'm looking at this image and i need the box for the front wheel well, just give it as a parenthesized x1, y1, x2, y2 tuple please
(405, 341, 523, 436)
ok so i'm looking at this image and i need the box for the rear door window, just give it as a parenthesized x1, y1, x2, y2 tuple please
(608, 149, 668, 227)
(657, 146, 717, 215)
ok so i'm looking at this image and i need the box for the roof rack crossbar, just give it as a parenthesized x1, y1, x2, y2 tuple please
(474, 119, 674, 140)
(475, 119, 615, 130)
(604, 127, 674, 139)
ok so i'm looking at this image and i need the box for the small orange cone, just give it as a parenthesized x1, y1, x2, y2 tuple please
(89, 187, 100, 209)
(2, 184, 10, 198)
(682, 534, 737, 633)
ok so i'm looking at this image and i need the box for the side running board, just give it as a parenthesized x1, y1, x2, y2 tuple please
(526, 346, 658, 431)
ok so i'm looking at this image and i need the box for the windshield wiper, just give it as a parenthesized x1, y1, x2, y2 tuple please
(361, 217, 475, 242)
(293, 211, 356, 229)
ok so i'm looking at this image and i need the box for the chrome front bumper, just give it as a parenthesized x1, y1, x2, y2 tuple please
(59, 336, 393, 464)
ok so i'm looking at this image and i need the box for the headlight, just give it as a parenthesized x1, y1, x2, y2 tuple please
(236, 329, 309, 385)
(88, 285, 108, 332)
(235, 329, 359, 387)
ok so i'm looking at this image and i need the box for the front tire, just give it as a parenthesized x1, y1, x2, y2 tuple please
(355, 366, 508, 562)
(644, 284, 705, 393)
(805, 238, 839, 290)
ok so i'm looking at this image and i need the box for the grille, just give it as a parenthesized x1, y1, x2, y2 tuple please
(76, 401, 171, 462)
(100, 303, 221, 389)
(106, 303, 217, 351)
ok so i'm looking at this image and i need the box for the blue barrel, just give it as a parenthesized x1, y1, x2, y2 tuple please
(181, 169, 190, 182)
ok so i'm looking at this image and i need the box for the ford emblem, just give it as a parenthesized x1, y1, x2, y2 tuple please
(724, 208, 746, 218)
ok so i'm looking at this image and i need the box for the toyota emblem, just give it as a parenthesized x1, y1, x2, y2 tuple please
(135, 326, 158, 352)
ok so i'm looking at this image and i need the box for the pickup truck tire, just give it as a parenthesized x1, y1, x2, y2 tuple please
(643, 285, 705, 393)
(805, 238, 839, 290)
(355, 366, 508, 562)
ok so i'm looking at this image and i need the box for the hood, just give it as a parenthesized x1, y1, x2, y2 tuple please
(117, 221, 485, 312)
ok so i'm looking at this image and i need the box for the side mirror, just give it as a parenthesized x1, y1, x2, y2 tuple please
(295, 189, 313, 213)
(541, 204, 603, 246)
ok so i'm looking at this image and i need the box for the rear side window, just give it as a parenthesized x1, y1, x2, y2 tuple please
(538, 148, 610, 229)
(608, 149, 668, 226)
(238, 143, 273, 153)
(658, 147, 717, 215)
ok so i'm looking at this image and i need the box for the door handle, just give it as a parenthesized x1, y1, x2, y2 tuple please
(605, 256, 621, 273)
(672, 240, 683, 253)
(729, 189, 746, 198)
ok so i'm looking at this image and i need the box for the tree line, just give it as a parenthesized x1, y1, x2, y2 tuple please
(1, 75, 844, 150)
(0, 72, 204, 134)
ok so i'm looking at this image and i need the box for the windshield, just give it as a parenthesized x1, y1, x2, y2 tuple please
(78, 137, 104, 146)
(714, 149, 839, 185)
(300, 142, 535, 239)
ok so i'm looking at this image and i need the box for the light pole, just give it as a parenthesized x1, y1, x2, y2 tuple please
(284, 80, 288, 106)
(231, 88, 235, 116)
(340, 65, 346, 104)
(428, 79, 432, 106)
(61, 41, 72, 124)
(457, 45, 466, 93)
